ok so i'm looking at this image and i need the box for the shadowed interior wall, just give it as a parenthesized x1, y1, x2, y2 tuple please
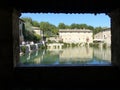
(109, 9, 120, 67)
(0, 8, 20, 84)
(0, 6, 120, 88)
(0, 8, 13, 79)
(12, 9, 20, 67)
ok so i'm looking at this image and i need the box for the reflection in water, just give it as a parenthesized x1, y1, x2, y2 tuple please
(93, 48, 111, 61)
(19, 47, 111, 66)
(59, 47, 93, 62)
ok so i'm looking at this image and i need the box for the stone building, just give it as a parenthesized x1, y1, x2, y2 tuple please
(19, 18, 25, 44)
(59, 29, 93, 44)
(94, 28, 111, 46)
(46, 36, 60, 43)
(0, 1, 120, 89)
(31, 26, 43, 36)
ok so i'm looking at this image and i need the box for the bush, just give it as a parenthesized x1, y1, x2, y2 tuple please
(62, 43, 68, 48)
(47, 39, 52, 43)
(21, 46, 27, 53)
(38, 43, 42, 49)
(71, 43, 77, 47)
(47, 39, 56, 43)
(59, 40, 63, 43)
(103, 43, 107, 49)
(90, 43, 99, 48)
(89, 43, 94, 47)
(30, 45, 36, 50)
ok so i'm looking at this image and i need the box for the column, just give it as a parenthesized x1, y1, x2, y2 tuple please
(0, 8, 20, 82)
(109, 8, 120, 67)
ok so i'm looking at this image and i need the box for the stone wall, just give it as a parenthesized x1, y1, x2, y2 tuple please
(12, 9, 21, 67)
(59, 29, 93, 43)
(0, 8, 120, 88)
(0, 8, 20, 82)
(109, 8, 120, 67)
(0, 8, 13, 80)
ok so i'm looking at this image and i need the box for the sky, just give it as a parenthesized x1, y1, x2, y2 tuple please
(21, 13, 110, 28)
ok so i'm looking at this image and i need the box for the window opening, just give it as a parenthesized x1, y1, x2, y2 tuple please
(18, 13, 111, 67)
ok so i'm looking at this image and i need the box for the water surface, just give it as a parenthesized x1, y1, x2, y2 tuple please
(18, 47, 111, 67)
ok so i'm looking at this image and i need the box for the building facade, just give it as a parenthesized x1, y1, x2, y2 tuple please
(94, 28, 111, 46)
(59, 29, 93, 44)
(19, 18, 25, 44)
(31, 26, 43, 36)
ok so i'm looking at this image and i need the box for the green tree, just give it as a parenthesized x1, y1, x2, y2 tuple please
(58, 23, 66, 29)
(33, 33, 41, 43)
(39, 22, 51, 38)
(79, 24, 88, 29)
(87, 25, 94, 30)
(32, 20, 40, 27)
(22, 18, 41, 42)
(21, 17, 33, 24)
(23, 29, 34, 41)
(49, 24, 58, 35)
(25, 22, 33, 31)
(70, 23, 91, 29)
(70, 23, 80, 29)
(40, 22, 58, 37)
(94, 27, 103, 35)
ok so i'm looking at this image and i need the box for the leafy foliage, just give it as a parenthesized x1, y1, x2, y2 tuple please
(58, 23, 67, 29)
(39, 22, 58, 37)
(21, 17, 41, 42)
(21, 17, 109, 40)
(32, 20, 40, 27)
(21, 46, 27, 53)
(21, 17, 33, 24)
